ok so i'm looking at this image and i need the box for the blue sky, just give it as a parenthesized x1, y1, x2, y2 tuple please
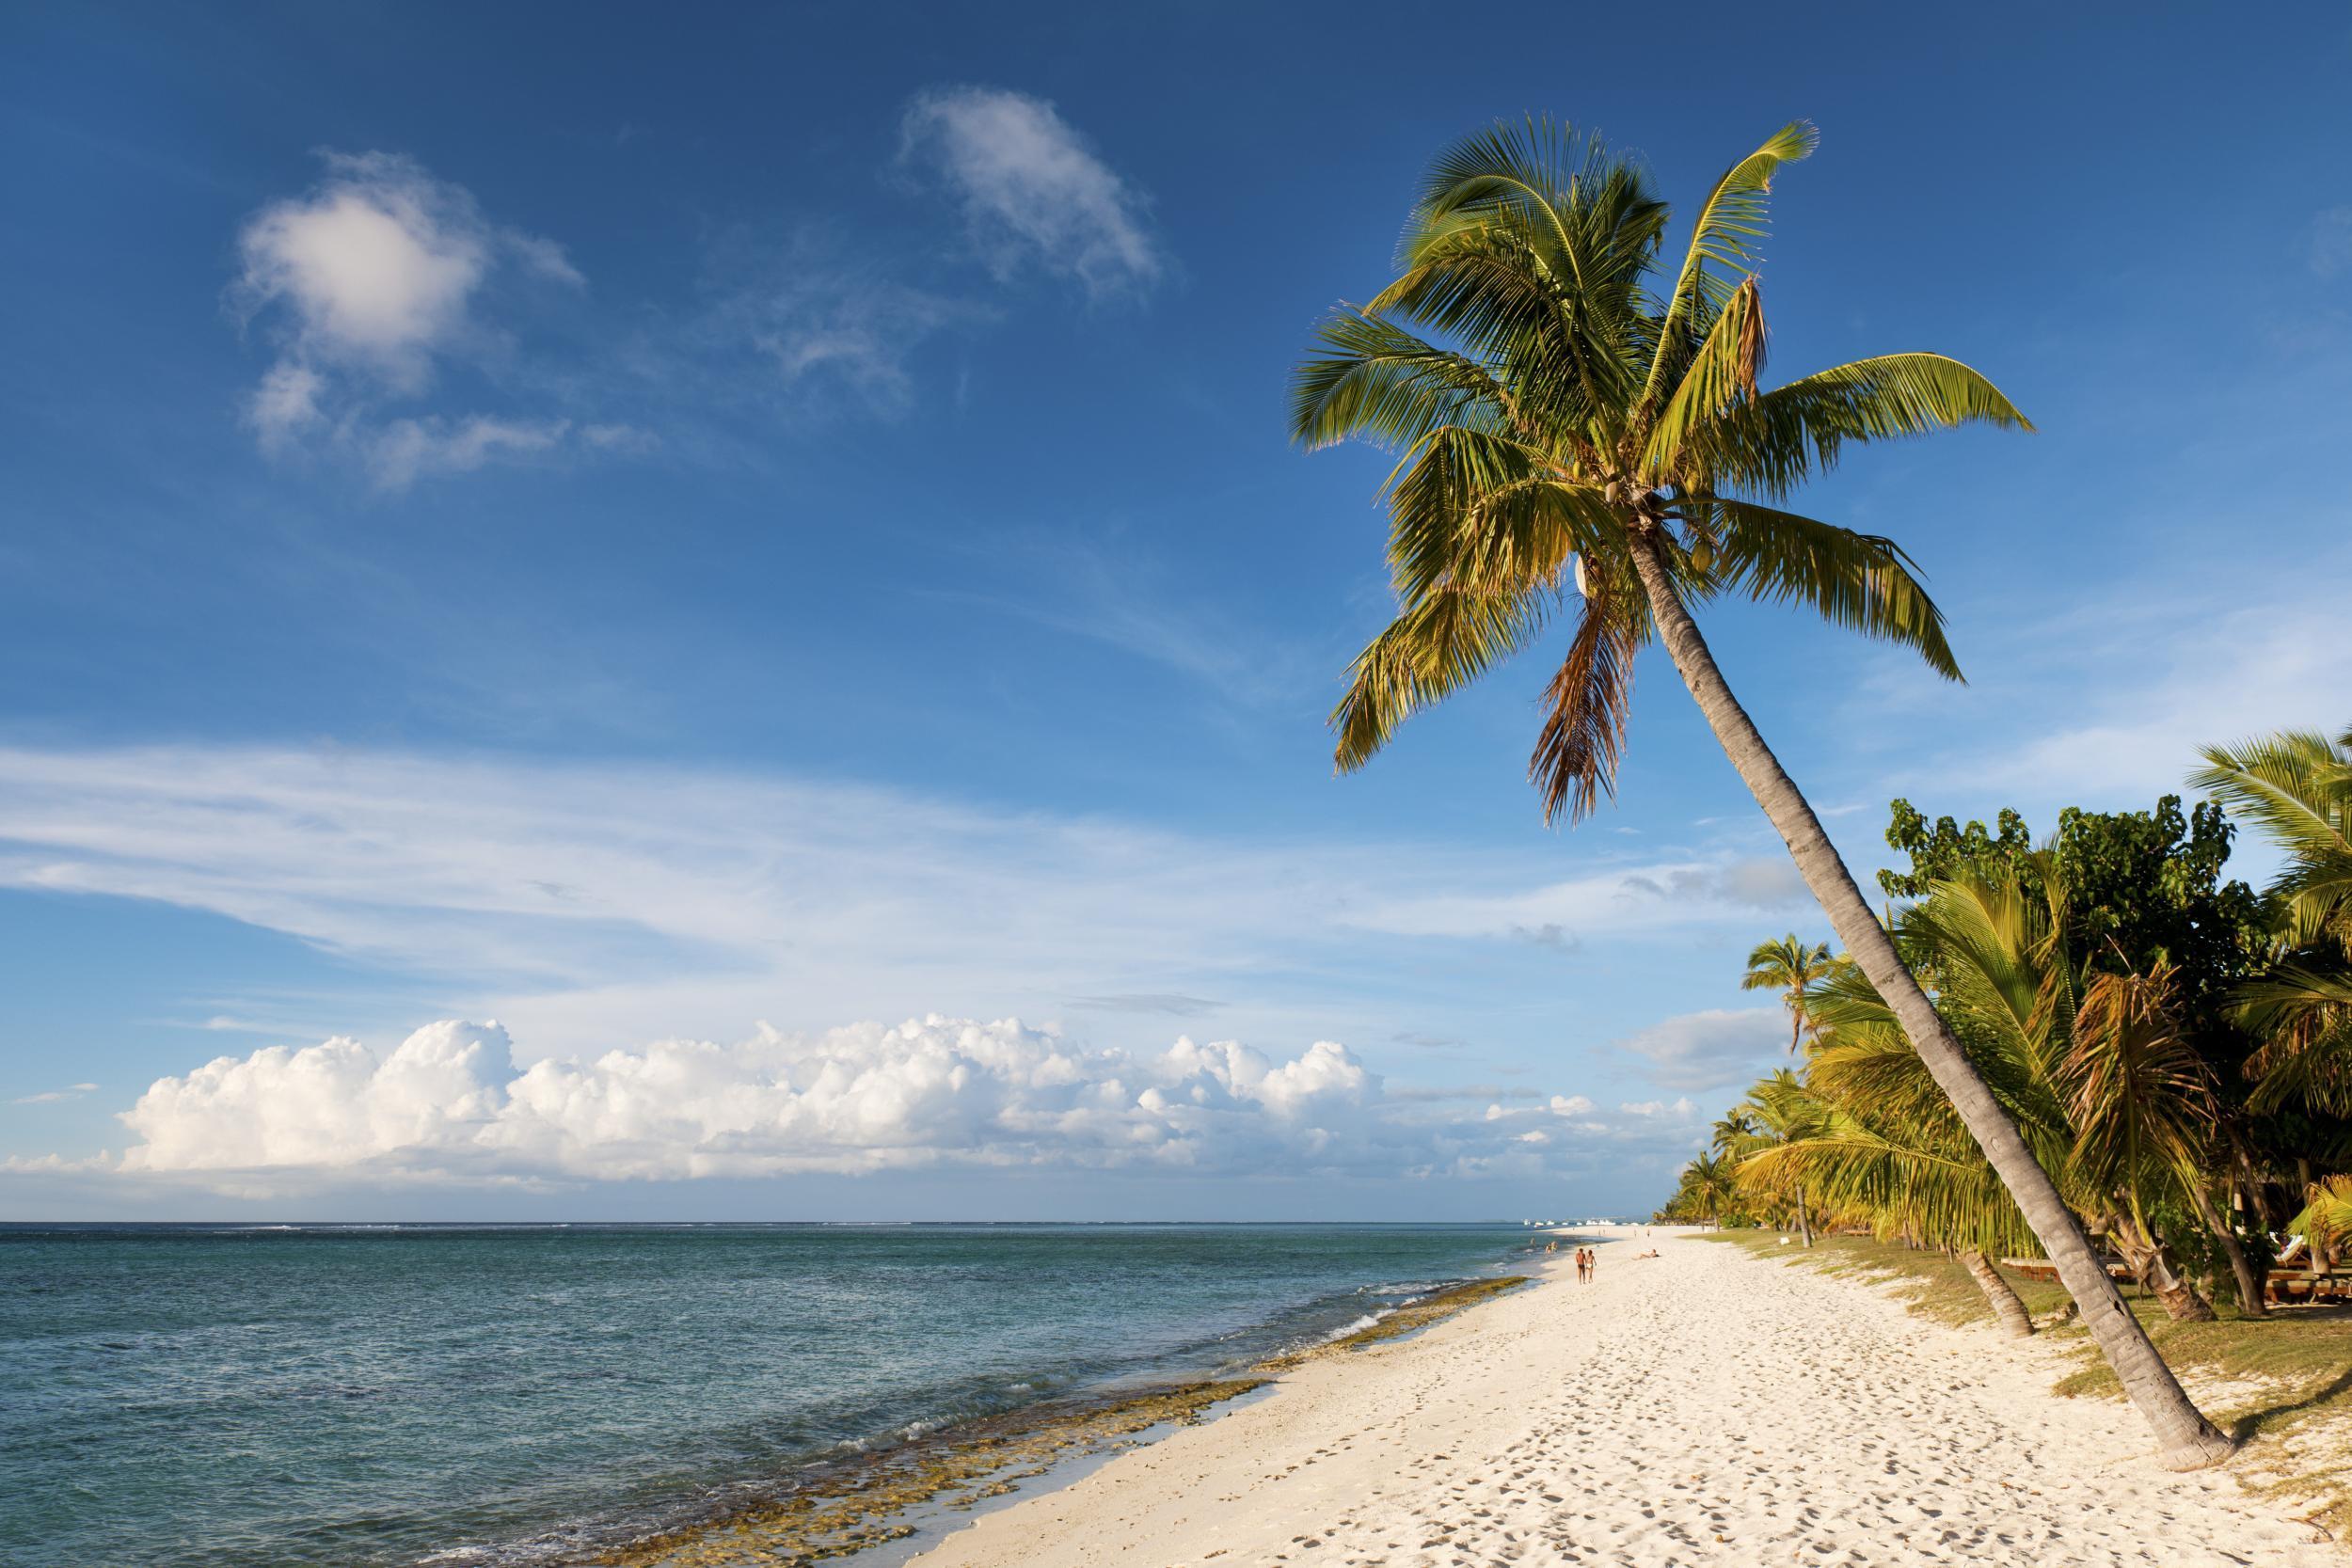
(4, 2, 2349, 1219)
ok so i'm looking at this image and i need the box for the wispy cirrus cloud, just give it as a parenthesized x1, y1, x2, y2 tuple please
(1848, 553, 2352, 830)
(927, 531, 1321, 708)
(11, 1084, 99, 1106)
(0, 743, 1802, 1065)
(900, 87, 1165, 300)
(696, 226, 997, 417)
(1355, 859, 1813, 945)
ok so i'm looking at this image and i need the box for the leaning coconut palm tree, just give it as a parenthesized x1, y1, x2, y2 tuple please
(1292, 116, 2231, 1465)
(1742, 933, 1836, 1053)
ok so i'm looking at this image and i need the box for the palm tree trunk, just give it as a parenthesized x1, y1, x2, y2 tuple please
(2108, 1212, 2217, 1323)
(1795, 1185, 1813, 1247)
(2185, 1179, 2266, 1318)
(1624, 527, 2233, 1468)
(1958, 1249, 2035, 1338)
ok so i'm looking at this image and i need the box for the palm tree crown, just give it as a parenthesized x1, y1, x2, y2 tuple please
(1741, 932, 1835, 1053)
(1292, 117, 2026, 819)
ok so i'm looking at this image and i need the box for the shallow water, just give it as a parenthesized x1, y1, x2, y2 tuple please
(0, 1221, 1534, 1567)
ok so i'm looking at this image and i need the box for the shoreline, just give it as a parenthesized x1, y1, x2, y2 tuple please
(589, 1264, 1545, 1568)
(900, 1227, 2329, 1568)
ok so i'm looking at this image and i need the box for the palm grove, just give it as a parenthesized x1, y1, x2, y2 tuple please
(1661, 759, 2352, 1338)
(1285, 116, 2346, 1467)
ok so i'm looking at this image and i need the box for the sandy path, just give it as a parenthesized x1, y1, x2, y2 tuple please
(909, 1229, 2325, 1567)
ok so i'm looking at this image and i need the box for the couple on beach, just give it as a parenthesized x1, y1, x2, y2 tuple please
(1572, 1245, 1597, 1283)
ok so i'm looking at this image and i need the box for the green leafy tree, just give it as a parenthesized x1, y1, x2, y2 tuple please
(1879, 801, 2034, 897)
(1881, 795, 2267, 1012)
(1292, 115, 2229, 1463)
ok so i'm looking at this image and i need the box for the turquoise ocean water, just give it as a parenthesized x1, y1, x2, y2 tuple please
(0, 1222, 1539, 1567)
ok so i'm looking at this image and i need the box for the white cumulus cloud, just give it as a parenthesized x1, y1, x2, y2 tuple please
(94, 1014, 1687, 1193)
(0, 743, 1828, 1064)
(900, 87, 1163, 299)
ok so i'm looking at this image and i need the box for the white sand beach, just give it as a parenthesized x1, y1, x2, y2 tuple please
(911, 1229, 2328, 1567)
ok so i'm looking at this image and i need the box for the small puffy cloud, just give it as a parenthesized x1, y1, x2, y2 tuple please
(1609, 1008, 1786, 1094)
(900, 87, 1163, 299)
(237, 151, 556, 388)
(90, 1015, 1682, 1194)
(231, 151, 603, 487)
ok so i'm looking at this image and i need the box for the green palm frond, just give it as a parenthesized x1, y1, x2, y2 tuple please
(1685, 498, 1962, 680)
(1290, 309, 1518, 451)
(2293, 1175, 2352, 1250)
(1640, 121, 1818, 408)
(1371, 223, 1614, 448)
(1331, 586, 1550, 772)
(2193, 722, 2352, 1115)
(2064, 964, 2217, 1196)
(1747, 1118, 2038, 1257)
(2191, 728, 2352, 949)
(2239, 961, 2352, 1114)
(1640, 275, 1767, 478)
(1697, 354, 2032, 499)
(1380, 427, 1555, 599)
